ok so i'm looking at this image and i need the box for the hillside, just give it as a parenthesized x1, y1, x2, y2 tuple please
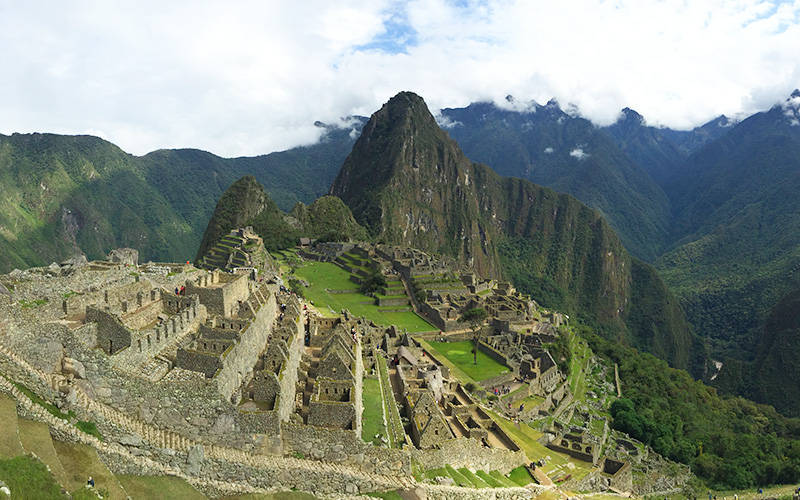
(197, 176, 367, 259)
(656, 93, 800, 362)
(0, 122, 360, 272)
(604, 109, 734, 187)
(331, 91, 693, 369)
(438, 100, 671, 261)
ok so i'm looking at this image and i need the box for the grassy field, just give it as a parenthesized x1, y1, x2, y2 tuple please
(567, 330, 592, 401)
(53, 440, 128, 499)
(361, 377, 387, 445)
(293, 261, 435, 332)
(0, 455, 64, 499)
(117, 475, 206, 499)
(427, 341, 509, 382)
(17, 418, 69, 487)
(0, 394, 24, 458)
(485, 409, 594, 481)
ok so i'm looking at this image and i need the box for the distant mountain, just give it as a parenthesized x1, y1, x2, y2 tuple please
(0, 121, 362, 272)
(332, 91, 693, 368)
(438, 100, 671, 261)
(656, 92, 800, 363)
(603, 109, 734, 187)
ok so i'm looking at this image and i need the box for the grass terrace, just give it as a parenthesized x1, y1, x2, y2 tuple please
(426, 340, 509, 382)
(292, 261, 435, 332)
(361, 377, 388, 445)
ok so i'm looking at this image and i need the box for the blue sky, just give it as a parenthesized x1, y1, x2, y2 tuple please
(0, 0, 798, 156)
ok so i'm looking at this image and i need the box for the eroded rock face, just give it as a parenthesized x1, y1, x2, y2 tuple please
(108, 248, 139, 267)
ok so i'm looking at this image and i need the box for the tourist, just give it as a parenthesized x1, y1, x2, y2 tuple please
(174, 287, 179, 295)
(87, 476, 95, 488)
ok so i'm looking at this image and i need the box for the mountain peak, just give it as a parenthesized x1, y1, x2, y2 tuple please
(618, 107, 644, 124)
(791, 88, 800, 99)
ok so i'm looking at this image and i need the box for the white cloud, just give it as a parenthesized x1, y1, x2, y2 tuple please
(0, 0, 799, 156)
(570, 148, 589, 160)
(543, 147, 554, 154)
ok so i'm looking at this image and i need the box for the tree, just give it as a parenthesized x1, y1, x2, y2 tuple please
(460, 307, 488, 365)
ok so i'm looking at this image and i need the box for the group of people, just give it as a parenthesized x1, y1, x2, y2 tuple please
(174, 285, 186, 296)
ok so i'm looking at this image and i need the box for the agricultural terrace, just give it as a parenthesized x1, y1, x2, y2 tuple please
(273, 253, 436, 333)
(426, 341, 509, 382)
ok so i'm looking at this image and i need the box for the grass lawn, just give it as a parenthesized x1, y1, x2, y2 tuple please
(567, 331, 591, 401)
(508, 465, 534, 486)
(427, 341, 509, 382)
(0, 394, 24, 458)
(458, 467, 490, 488)
(293, 261, 434, 332)
(117, 475, 206, 499)
(17, 418, 69, 488)
(53, 440, 128, 499)
(361, 378, 387, 445)
(486, 409, 593, 482)
(0, 455, 63, 499)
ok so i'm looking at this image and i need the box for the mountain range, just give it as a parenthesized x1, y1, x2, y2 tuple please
(2, 89, 800, 415)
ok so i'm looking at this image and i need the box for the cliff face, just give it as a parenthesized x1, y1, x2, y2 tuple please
(332, 92, 692, 368)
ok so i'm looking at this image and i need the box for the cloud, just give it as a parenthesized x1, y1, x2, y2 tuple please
(570, 148, 589, 160)
(0, 0, 799, 156)
(543, 147, 554, 154)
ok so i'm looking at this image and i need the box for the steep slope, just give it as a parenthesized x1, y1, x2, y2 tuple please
(198, 176, 367, 259)
(332, 91, 693, 368)
(194, 175, 273, 261)
(438, 100, 671, 260)
(0, 133, 196, 270)
(656, 91, 800, 362)
(604, 109, 734, 187)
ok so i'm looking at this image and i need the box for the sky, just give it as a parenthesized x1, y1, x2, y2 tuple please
(1, 0, 799, 157)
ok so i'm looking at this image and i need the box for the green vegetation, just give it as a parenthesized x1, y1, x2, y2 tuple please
(459, 307, 488, 365)
(75, 421, 103, 441)
(587, 331, 800, 489)
(427, 341, 508, 382)
(292, 261, 434, 332)
(19, 298, 48, 308)
(0, 455, 64, 499)
(507, 465, 534, 486)
(117, 474, 206, 500)
(360, 378, 387, 445)
(376, 355, 404, 447)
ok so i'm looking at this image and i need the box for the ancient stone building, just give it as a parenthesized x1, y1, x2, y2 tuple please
(406, 389, 453, 449)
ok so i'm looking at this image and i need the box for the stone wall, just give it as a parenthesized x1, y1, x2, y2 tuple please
(308, 399, 356, 429)
(175, 350, 221, 378)
(214, 291, 277, 401)
(186, 272, 250, 318)
(276, 320, 303, 422)
(87, 306, 131, 354)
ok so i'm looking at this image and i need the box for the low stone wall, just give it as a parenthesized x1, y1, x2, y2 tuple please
(276, 313, 304, 422)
